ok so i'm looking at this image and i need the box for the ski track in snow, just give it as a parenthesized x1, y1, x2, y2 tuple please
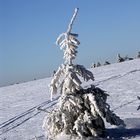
(94, 69, 140, 86)
(0, 97, 59, 136)
(0, 59, 140, 140)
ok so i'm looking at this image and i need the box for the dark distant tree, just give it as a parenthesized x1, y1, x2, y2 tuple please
(52, 70, 56, 76)
(117, 54, 125, 63)
(104, 61, 110, 65)
(136, 51, 140, 58)
(97, 62, 101, 67)
(91, 63, 96, 68)
(117, 53, 133, 62)
(125, 55, 133, 61)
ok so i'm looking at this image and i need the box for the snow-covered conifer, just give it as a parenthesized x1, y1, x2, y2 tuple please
(43, 8, 125, 140)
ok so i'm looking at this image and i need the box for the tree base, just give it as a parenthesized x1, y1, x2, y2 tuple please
(43, 85, 125, 140)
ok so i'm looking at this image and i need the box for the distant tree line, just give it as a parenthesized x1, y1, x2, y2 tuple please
(91, 51, 140, 68)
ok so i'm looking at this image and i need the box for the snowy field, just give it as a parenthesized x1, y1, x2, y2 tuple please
(0, 59, 140, 140)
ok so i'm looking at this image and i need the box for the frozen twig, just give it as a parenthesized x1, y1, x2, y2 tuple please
(67, 8, 79, 34)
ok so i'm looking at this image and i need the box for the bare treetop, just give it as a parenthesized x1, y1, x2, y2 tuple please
(56, 8, 80, 65)
(67, 8, 79, 34)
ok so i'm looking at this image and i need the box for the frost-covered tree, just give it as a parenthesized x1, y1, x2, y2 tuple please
(49, 8, 94, 100)
(43, 8, 125, 140)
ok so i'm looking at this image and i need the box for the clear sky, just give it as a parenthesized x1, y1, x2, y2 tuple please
(0, 0, 140, 87)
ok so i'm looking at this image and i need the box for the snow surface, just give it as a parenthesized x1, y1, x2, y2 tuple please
(0, 59, 140, 140)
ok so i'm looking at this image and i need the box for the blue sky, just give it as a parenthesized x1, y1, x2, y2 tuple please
(0, 0, 140, 87)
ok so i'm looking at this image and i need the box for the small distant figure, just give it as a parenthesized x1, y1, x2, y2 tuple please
(104, 61, 110, 65)
(117, 54, 125, 63)
(136, 51, 140, 58)
(91, 63, 96, 68)
(97, 62, 101, 67)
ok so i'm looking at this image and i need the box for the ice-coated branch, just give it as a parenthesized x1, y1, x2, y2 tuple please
(67, 8, 79, 34)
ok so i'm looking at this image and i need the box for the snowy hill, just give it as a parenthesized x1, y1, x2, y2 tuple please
(0, 59, 140, 140)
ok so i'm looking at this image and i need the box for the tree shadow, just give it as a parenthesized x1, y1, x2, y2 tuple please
(106, 128, 140, 140)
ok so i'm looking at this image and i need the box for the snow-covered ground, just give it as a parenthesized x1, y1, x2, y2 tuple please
(0, 59, 140, 140)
